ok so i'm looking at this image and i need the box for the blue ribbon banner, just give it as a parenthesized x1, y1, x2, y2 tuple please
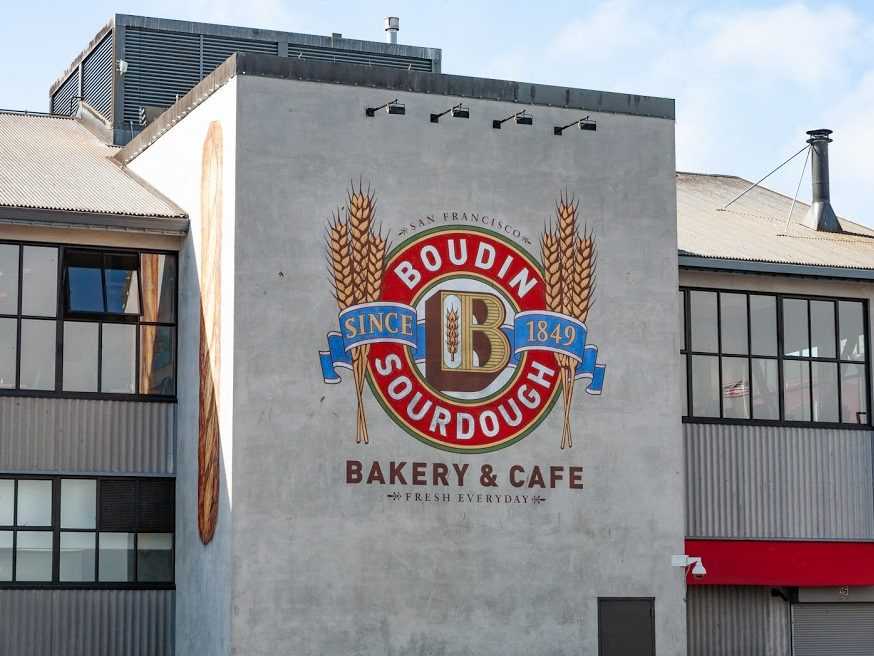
(319, 304, 606, 393)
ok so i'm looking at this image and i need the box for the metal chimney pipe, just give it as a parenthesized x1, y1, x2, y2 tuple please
(803, 129, 842, 232)
(384, 16, 399, 44)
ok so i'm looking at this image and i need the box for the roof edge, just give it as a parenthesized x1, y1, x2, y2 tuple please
(118, 51, 675, 164)
(116, 55, 238, 165)
(0, 207, 189, 236)
(49, 19, 114, 97)
(233, 52, 675, 119)
(679, 254, 874, 281)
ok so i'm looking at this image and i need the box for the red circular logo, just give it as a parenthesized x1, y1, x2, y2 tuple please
(368, 227, 561, 452)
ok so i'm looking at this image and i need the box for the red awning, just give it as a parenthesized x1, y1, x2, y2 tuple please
(685, 539, 874, 586)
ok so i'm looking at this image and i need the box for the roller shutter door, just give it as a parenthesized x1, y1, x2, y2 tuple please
(792, 604, 874, 655)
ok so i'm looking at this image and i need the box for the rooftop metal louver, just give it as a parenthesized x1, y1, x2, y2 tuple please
(49, 14, 441, 145)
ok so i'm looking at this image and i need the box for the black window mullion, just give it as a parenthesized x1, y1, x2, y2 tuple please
(15, 245, 22, 391)
(97, 323, 103, 393)
(51, 479, 60, 583)
(746, 293, 754, 419)
(864, 299, 872, 427)
(777, 295, 785, 421)
(834, 301, 844, 423)
(716, 292, 724, 418)
(54, 247, 63, 392)
(684, 290, 691, 417)
(11, 480, 17, 582)
(807, 300, 814, 420)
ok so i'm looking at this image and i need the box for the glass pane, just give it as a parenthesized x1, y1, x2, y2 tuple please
(751, 358, 779, 420)
(783, 360, 811, 421)
(0, 244, 19, 314)
(21, 246, 57, 317)
(810, 301, 836, 359)
(61, 479, 96, 529)
(680, 355, 687, 416)
(19, 319, 56, 390)
(98, 532, 135, 582)
(690, 292, 718, 352)
(139, 326, 175, 395)
(691, 355, 719, 417)
(101, 323, 136, 393)
(65, 249, 103, 313)
(721, 357, 750, 418)
(17, 480, 52, 526)
(104, 253, 140, 314)
(0, 480, 13, 525)
(841, 363, 867, 424)
(839, 301, 865, 361)
(141, 254, 176, 323)
(16, 531, 53, 581)
(720, 293, 748, 354)
(0, 318, 16, 389)
(783, 299, 809, 356)
(62, 322, 98, 392)
(60, 532, 95, 582)
(0, 531, 11, 581)
(811, 362, 839, 422)
(137, 533, 172, 582)
(750, 295, 777, 355)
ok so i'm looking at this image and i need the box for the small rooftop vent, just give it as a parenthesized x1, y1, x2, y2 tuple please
(385, 16, 399, 44)
(803, 129, 842, 233)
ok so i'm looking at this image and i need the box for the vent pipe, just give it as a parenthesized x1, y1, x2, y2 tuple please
(803, 129, 842, 232)
(384, 16, 399, 44)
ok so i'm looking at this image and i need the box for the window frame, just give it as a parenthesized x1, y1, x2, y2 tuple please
(0, 474, 175, 590)
(0, 240, 177, 403)
(680, 286, 872, 429)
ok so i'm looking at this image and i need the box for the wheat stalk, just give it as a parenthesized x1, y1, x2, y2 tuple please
(348, 187, 375, 305)
(540, 195, 598, 450)
(325, 183, 382, 445)
(327, 212, 354, 310)
(446, 307, 459, 362)
(557, 194, 577, 317)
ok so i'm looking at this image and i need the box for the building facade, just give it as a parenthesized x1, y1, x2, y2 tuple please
(0, 16, 873, 656)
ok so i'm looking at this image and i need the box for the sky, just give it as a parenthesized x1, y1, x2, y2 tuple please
(2, 0, 873, 225)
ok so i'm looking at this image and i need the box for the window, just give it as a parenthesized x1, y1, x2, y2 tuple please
(0, 476, 174, 587)
(0, 242, 176, 399)
(681, 288, 869, 426)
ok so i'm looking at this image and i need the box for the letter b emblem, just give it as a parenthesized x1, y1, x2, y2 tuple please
(425, 290, 511, 392)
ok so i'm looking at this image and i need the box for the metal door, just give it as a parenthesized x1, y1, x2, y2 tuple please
(598, 597, 656, 656)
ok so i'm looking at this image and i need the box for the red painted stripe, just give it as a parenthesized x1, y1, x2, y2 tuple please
(685, 539, 874, 586)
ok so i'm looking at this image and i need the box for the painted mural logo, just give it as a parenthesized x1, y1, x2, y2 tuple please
(319, 184, 606, 453)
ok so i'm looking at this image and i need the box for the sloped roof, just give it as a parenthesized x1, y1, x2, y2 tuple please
(677, 172, 874, 271)
(0, 111, 184, 219)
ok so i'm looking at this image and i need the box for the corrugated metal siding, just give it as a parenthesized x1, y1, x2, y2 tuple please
(0, 397, 175, 474)
(792, 604, 874, 655)
(286, 42, 433, 71)
(202, 34, 277, 75)
(0, 589, 173, 656)
(82, 32, 114, 120)
(685, 423, 874, 539)
(51, 70, 79, 116)
(688, 586, 790, 656)
(122, 27, 201, 127)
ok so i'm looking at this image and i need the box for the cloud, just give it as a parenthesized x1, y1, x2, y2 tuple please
(705, 3, 863, 85)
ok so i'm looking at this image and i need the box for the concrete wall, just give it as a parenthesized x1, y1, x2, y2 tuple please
(128, 80, 237, 656)
(230, 74, 683, 655)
